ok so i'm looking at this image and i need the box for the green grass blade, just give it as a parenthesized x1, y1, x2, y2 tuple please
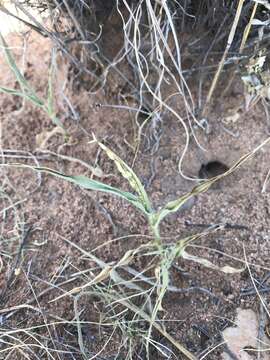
(0, 86, 45, 107)
(35, 166, 148, 213)
(96, 139, 152, 214)
(0, 33, 64, 128)
(156, 180, 212, 224)
(5, 164, 149, 214)
(0, 86, 27, 97)
(0, 32, 36, 95)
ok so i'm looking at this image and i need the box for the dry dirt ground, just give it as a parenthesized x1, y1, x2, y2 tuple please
(0, 29, 270, 360)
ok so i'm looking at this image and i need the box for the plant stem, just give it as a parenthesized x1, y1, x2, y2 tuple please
(149, 215, 161, 246)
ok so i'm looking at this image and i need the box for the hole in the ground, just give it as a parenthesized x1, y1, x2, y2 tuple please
(198, 161, 229, 179)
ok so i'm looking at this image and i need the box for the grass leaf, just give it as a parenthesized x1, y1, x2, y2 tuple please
(7, 164, 149, 214)
(0, 32, 37, 96)
(182, 250, 245, 273)
(0, 85, 45, 106)
(0, 33, 63, 128)
(155, 180, 212, 225)
(97, 138, 152, 214)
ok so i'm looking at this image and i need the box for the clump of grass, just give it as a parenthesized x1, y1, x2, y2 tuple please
(3, 133, 270, 358)
(2, 1, 270, 358)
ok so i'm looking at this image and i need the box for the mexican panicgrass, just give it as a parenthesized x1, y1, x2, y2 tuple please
(2, 133, 269, 358)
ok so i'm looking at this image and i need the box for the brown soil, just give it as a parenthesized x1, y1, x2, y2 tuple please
(0, 29, 270, 360)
